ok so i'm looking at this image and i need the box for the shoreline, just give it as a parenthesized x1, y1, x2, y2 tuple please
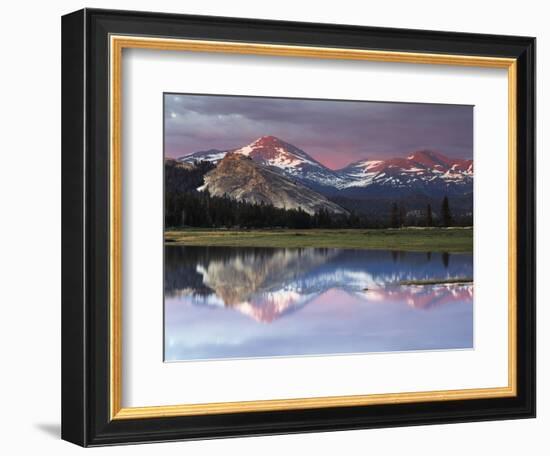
(397, 277, 474, 286)
(164, 227, 473, 253)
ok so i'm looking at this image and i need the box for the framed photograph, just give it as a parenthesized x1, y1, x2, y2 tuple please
(62, 8, 536, 447)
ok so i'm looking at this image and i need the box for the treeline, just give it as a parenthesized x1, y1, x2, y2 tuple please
(165, 191, 359, 229)
(165, 160, 215, 194)
(387, 196, 472, 228)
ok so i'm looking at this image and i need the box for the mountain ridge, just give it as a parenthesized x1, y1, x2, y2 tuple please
(178, 135, 473, 196)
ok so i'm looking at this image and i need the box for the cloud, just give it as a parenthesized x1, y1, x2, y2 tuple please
(164, 93, 473, 169)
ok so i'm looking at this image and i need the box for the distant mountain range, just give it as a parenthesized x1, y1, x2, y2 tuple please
(174, 135, 473, 219)
(178, 135, 473, 196)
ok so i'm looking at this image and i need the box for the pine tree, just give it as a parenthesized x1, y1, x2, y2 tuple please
(390, 202, 399, 228)
(399, 203, 407, 227)
(426, 203, 433, 227)
(441, 196, 453, 227)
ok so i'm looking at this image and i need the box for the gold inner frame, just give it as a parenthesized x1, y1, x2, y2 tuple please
(109, 35, 518, 420)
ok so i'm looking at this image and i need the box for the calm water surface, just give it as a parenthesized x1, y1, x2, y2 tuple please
(164, 246, 473, 361)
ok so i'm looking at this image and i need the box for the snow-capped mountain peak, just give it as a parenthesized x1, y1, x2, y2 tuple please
(177, 139, 473, 195)
(179, 136, 344, 189)
(232, 135, 321, 169)
(337, 149, 473, 193)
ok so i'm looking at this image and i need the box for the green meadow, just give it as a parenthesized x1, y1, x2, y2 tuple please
(165, 227, 473, 253)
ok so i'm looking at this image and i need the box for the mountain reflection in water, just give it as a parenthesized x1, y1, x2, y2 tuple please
(165, 246, 473, 361)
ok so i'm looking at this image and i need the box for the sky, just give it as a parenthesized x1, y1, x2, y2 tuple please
(164, 93, 473, 170)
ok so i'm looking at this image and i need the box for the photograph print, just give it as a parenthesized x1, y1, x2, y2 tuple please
(164, 94, 474, 362)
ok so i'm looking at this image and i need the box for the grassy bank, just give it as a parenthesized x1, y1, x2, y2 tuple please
(164, 227, 473, 253)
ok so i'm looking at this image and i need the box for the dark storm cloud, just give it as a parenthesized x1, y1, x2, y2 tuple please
(164, 94, 473, 169)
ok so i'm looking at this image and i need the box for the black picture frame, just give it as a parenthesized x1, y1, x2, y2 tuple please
(62, 8, 536, 447)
